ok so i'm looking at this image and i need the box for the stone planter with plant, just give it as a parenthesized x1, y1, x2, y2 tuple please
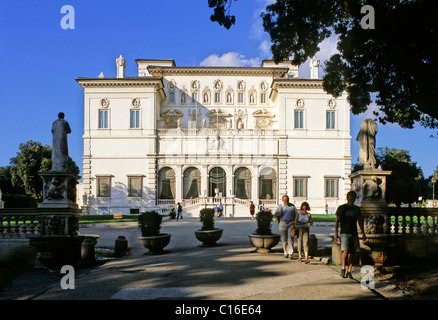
(249, 210, 280, 253)
(194, 208, 223, 247)
(138, 211, 171, 254)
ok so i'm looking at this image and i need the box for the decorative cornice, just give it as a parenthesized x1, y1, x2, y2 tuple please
(76, 77, 166, 101)
(270, 78, 324, 102)
(146, 66, 289, 78)
(76, 77, 164, 89)
(271, 78, 324, 90)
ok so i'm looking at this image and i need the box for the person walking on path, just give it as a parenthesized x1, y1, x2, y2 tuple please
(177, 202, 183, 221)
(249, 201, 255, 221)
(295, 202, 313, 263)
(275, 195, 298, 259)
(334, 191, 366, 279)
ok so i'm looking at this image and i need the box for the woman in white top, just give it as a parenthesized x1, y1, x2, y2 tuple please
(295, 202, 313, 263)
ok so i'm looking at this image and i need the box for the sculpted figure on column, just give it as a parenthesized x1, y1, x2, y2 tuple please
(51, 112, 71, 172)
(356, 118, 378, 170)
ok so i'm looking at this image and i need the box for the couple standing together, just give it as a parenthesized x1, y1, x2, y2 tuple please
(275, 192, 366, 279)
(275, 195, 312, 263)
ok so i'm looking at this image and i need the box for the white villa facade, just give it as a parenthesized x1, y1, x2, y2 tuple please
(76, 56, 351, 216)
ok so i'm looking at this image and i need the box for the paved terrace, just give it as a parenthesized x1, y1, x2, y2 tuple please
(1, 217, 390, 301)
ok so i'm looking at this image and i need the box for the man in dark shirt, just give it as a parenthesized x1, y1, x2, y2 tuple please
(177, 202, 183, 221)
(335, 191, 366, 279)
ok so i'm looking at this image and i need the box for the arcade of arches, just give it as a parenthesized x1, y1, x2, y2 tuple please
(157, 166, 277, 201)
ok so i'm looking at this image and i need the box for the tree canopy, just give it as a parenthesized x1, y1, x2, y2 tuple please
(376, 147, 424, 206)
(2, 140, 79, 203)
(208, 0, 438, 129)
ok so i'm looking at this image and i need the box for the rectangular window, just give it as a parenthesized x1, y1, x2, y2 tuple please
(128, 176, 142, 197)
(238, 92, 244, 103)
(97, 176, 111, 197)
(326, 110, 336, 129)
(169, 92, 175, 103)
(130, 109, 140, 128)
(192, 92, 197, 103)
(98, 109, 108, 129)
(293, 177, 307, 198)
(214, 92, 221, 103)
(294, 110, 304, 129)
(260, 93, 266, 104)
(180, 92, 186, 104)
(324, 178, 338, 198)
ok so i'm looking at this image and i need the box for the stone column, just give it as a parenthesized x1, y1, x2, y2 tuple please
(202, 165, 209, 198)
(175, 166, 183, 203)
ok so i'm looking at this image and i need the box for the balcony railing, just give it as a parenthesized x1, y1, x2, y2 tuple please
(157, 128, 279, 136)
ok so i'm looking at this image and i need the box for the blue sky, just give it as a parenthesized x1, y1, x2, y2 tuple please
(0, 0, 437, 179)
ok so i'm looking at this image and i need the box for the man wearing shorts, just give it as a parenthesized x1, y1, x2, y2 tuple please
(334, 191, 366, 279)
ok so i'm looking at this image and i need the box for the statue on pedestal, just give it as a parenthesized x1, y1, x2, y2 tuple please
(356, 119, 377, 170)
(51, 112, 71, 173)
(356, 118, 378, 170)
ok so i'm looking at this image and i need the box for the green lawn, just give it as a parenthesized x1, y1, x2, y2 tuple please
(3, 214, 337, 226)
(79, 215, 139, 224)
(311, 214, 336, 223)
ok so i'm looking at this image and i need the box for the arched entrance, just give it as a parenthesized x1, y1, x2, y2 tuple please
(158, 167, 176, 199)
(234, 167, 252, 199)
(259, 167, 277, 200)
(183, 167, 201, 199)
(209, 167, 226, 197)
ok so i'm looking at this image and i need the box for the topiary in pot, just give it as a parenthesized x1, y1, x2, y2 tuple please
(138, 211, 171, 254)
(254, 210, 274, 235)
(199, 208, 215, 230)
(195, 208, 223, 246)
(138, 211, 162, 236)
(249, 210, 280, 253)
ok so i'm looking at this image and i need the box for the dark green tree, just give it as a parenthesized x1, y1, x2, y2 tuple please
(0, 165, 24, 195)
(208, 0, 438, 129)
(8, 140, 79, 202)
(376, 147, 424, 206)
(422, 166, 438, 200)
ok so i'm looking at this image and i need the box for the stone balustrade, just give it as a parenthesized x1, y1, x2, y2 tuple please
(157, 128, 279, 136)
(0, 208, 80, 239)
(361, 206, 438, 236)
(388, 207, 438, 236)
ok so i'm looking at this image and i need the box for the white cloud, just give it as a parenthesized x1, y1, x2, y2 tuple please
(315, 34, 339, 65)
(200, 52, 261, 67)
(299, 34, 340, 78)
(258, 39, 272, 59)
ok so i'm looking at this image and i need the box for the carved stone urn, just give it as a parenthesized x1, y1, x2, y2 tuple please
(139, 233, 171, 254)
(195, 228, 223, 247)
(248, 234, 281, 253)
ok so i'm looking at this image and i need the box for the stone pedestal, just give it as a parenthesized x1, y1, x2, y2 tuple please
(350, 169, 395, 267)
(350, 169, 392, 207)
(40, 172, 80, 209)
(26, 172, 91, 269)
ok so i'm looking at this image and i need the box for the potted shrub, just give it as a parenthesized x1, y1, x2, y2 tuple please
(248, 210, 281, 253)
(194, 208, 223, 247)
(138, 211, 171, 254)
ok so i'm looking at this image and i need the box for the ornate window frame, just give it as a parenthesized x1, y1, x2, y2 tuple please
(98, 98, 110, 129)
